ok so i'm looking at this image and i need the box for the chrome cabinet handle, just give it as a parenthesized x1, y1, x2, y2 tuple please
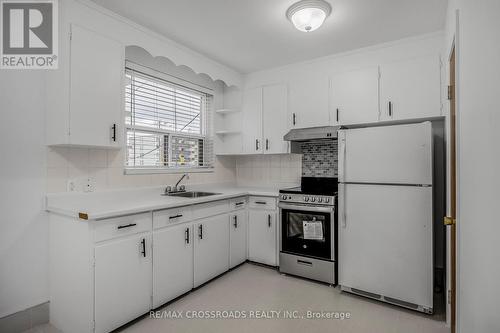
(268, 214, 272, 228)
(233, 215, 238, 228)
(185, 227, 190, 244)
(198, 224, 203, 239)
(169, 214, 183, 220)
(111, 124, 116, 142)
(336, 108, 339, 122)
(388, 101, 393, 117)
(255, 139, 260, 151)
(265, 139, 269, 151)
(292, 113, 296, 126)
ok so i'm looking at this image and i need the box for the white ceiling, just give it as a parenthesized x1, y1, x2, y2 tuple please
(90, 0, 448, 73)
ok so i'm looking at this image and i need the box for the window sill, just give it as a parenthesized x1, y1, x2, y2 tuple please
(124, 167, 215, 175)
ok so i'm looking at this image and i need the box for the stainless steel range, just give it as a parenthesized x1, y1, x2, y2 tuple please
(279, 177, 337, 285)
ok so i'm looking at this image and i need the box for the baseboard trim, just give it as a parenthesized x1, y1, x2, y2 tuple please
(0, 302, 49, 333)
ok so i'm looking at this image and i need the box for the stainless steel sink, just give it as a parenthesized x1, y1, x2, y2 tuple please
(165, 191, 221, 198)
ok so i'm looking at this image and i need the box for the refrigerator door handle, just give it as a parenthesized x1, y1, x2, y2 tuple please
(338, 131, 346, 182)
(339, 183, 347, 228)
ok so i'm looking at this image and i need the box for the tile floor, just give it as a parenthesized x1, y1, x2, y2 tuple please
(25, 263, 449, 333)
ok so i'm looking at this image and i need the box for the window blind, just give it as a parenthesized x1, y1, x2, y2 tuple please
(125, 65, 214, 170)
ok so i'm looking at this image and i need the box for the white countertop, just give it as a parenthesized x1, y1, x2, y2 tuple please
(45, 183, 284, 220)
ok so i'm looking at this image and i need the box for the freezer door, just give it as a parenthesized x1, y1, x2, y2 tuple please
(338, 184, 433, 309)
(338, 122, 432, 185)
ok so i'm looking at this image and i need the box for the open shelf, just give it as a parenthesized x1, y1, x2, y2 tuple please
(215, 130, 241, 135)
(215, 108, 240, 115)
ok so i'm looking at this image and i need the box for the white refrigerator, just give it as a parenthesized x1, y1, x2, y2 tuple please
(338, 121, 433, 313)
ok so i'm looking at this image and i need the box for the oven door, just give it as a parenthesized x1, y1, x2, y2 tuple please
(279, 203, 334, 261)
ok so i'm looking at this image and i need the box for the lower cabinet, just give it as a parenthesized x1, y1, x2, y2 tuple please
(153, 223, 193, 308)
(194, 214, 230, 287)
(229, 210, 248, 268)
(94, 233, 152, 333)
(248, 210, 277, 266)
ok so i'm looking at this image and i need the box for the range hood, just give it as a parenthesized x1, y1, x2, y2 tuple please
(283, 126, 341, 141)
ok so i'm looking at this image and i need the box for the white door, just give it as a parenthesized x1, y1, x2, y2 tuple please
(263, 84, 289, 154)
(153, 223, 193, 308)
(380, 55, 441, 121)
(248, 210, 276, 266)
(242, 87, 263, 154)
(194, 215, 230, 287)
(69, 24, 123, 148)
(338, 184, 433, 309)
(229, 210, 248, 268)
(330, 67, 380, 125)
(338, 122, 432, 184)
(94, 234, 152, 333)
(289, 73, 330, 128)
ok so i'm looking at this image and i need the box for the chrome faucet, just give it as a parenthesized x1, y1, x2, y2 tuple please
(164, 173, 190, 195)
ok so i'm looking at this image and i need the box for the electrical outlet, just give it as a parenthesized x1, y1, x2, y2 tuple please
(67, 180, 76, 192)
(84, 177, 95, 192)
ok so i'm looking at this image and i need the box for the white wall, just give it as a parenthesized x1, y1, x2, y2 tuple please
(0, 71, 48, 317)
(444, 1, 500, 332)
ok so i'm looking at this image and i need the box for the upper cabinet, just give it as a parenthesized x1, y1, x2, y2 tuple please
(46, 24, 124, 148)
(330, 67, 380, 126)
(289, 73, 330, 128)
(241, 84, 289, 155)
(379, 55, 442, 121)
(262, 84, 289, 154)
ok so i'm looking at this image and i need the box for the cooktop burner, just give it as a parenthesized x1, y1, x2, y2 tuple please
(280, 177, 338, 196)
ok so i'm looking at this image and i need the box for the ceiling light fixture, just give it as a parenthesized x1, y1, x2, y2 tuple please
(286, 0, 332, 32)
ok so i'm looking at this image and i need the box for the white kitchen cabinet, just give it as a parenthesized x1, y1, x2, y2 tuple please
(153, 223, 193, 308)
(242, 87, 263, 154)
(330, 67, 380, 125)
(194, 214, 230, 287)
(379, 55, 441, 121)
(248, 210, 277, 266)
(262, 84, 289, 154)
(47, 24, 124, 148)
(289, 73, 330, 128)
(94, 233, 152, 333)
(229, 210, 248, 268)
(241, 84, 289, 154)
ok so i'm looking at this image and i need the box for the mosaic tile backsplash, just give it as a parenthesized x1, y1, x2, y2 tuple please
(301, 139, 338, 177)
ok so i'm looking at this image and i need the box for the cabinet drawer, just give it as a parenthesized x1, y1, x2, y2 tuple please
(153, 206, 192, 229)
(230, 197, 247, 211)
(94, 213, 151, 243)
(248, 196, 276, 210)
(192, 200, 229, 220)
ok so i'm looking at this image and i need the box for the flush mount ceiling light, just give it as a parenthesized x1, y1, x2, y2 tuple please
(286, 0, 332, 32)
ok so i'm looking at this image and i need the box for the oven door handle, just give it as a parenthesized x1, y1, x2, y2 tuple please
(278, 203, 335, 213)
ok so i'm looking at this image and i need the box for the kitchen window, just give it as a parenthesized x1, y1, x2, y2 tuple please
(125, 62, 214, 173)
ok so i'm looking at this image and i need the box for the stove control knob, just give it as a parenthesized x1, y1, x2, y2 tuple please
(325, 198, 330, 203)
(311, 197, 316, 202)
(318, 198, 323, 203)
(281, 195, 287, 200)
(304, 196, 309, 202)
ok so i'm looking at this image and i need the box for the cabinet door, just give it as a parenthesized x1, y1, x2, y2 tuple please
(263, 84, 289, 154)
(380, 55, 441, 121)
(69, 24, 123, 148)
(330, 67, 380, 126)
(94, 234, 152, 333)
(289, 73, 330, 128)
(229, 211, 248, 268)
(153, 223, 193, 308)
(194, 214, 230, 287)
(241, 87, 263, 154)
(248, 210, 277, 266)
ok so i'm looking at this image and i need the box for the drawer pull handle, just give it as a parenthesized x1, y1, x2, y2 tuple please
(185, 228, 190, 244)
(169, 214, 183, 220)
(117, 223, 136, 230)
(297, 259, 313, 266)
(141, 238, 146, 257)
(255, 201, 267, 205)
(268, 214, 272, 228)
(233, 215, 238, 228)
(235, 202, 245, 206)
